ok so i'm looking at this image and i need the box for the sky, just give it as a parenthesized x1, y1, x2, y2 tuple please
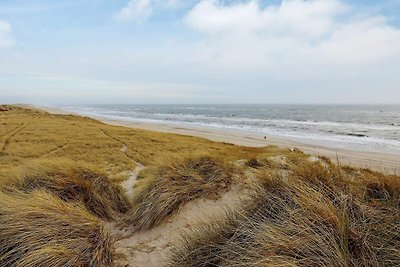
(0, 0, 400, 105)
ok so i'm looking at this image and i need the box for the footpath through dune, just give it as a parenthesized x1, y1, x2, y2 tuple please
(121, 164, 145, 200)
(109, 144, 250, 266)
(111, 183, 247, 267)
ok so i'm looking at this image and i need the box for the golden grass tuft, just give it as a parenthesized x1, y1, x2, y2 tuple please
(0, 190, 114, 267)
(358, 169, 400, 206)
(170, 162, 400, 267)
(121, 156, 235, 231)
(3, 159, 130, 221)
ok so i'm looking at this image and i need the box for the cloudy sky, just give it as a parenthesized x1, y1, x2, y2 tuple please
(0, 0, 400, 104)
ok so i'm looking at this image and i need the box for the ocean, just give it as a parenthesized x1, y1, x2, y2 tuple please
(61, 104, 400, 155)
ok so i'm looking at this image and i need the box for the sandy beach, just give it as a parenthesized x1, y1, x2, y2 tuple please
(36, 105, 400, 173)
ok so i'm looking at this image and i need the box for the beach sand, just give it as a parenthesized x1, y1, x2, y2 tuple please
(37, 105, 400, 173)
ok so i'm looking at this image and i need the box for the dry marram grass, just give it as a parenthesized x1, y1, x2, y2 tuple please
(121, 156, 235, 231)
(0, 190, 114, 267)
(170, 161, 400, 267)
(4, 159, 131, 220)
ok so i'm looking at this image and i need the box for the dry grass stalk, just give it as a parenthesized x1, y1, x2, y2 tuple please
(4, 159, 131, 221)
(121, 156, 235, 231)
(0, 190, 114, 267)
(170, 162, 400, 267)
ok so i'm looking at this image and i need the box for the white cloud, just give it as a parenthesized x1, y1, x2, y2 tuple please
(186, 0, 347, 37)
(0, 20, 14, 48)
(320, 16, 400, 63)
(114, 0, 152, 22)
(184, 0, 400, 66)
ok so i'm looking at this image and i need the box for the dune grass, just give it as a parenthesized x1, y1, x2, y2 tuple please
(2, 159, 131, 221)
(121, 156, 235, 231)
(0, 190, 114, 267)
(169, 160, 400, 267)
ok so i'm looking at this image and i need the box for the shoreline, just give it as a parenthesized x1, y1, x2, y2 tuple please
(36, 105, 400, 173)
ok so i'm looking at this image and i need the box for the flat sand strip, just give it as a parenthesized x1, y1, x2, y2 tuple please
(35, 105, 400, 174)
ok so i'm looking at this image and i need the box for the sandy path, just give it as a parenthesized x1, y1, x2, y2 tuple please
(112, 185, 247, 267)
(121, 163, 145, 200)
(111, 146, 250, 266)
(118, 144, 145, 200)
